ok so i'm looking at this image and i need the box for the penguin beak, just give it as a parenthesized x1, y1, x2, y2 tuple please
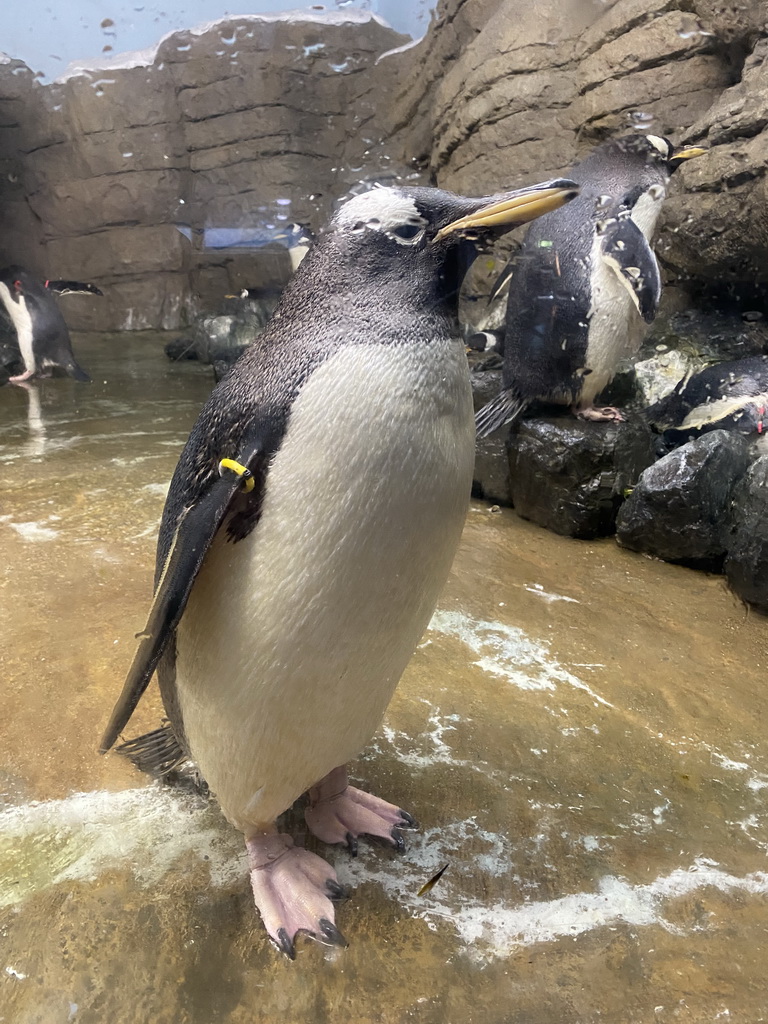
(672, 146, 706, 161)
(432, 179, 579, 244)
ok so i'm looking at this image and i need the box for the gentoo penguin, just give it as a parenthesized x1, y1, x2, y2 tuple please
(100, 178, 578, 958)
(475, 135, 705, 436)
(0, 266, 102, 383)
(646, 355, 768, 440)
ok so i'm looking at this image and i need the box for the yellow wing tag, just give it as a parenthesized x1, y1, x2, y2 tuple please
(218, 458, 255, 493)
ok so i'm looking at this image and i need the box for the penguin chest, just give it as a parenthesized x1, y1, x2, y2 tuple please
(0, 285, 35, 374)
(175, 338, 474, 828)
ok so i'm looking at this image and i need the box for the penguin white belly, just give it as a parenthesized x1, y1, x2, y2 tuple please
(581, 238, 644, 407)
(579, 191, 665, 408)
(0, 284, 35, 374)
(175, 338, 474, 832)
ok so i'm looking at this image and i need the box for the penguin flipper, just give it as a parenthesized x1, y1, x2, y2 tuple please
(475, 389, 527, 438)
(99, 451, 263, 753)
(599, 218, 661, 323)
(488, 261, 515, 305)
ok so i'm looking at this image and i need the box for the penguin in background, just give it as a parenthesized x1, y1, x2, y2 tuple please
(475, 135, 705, 437)
(646, 355, 768, 441)
(100, 178, 579, 958)
(0, 266, 102, 384)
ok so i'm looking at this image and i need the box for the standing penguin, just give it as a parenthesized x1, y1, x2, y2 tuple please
(0, 266, 102, 383)
(100, 179, 578, 958)
(475, 136, 705, 436)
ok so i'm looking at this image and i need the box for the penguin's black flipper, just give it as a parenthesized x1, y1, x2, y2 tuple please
(488, 261, 516, 305)
(475, 389, 528, 438)
(599, 217, 662, 323)
(46, 280, 104, 297)
(99, 446, 264, 754)
(66, 361, 91, 383)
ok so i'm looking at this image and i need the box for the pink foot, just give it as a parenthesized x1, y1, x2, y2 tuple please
(9, 369, 35, 383)
(575, 405, 625, 422)
(247, 832, 347, 960)
(305, 765, 417, 855)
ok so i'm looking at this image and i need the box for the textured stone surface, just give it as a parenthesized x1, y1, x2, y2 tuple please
(616, 430, 750, 566)
(0, 13, 409, 329)
(507, 417, 659, 539)
(725, 454, 768, 612)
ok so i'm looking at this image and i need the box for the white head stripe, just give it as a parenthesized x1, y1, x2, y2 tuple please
(334, 189, 426, 233)
(646, 135, 670, 157)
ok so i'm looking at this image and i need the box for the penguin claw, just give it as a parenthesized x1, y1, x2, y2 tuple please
(345, 832, 359, 856)
(325, 878, 349, 901)
(275, 928, 296, 961)
(397, 808, 418, 829)
(318, 918, 348, 948)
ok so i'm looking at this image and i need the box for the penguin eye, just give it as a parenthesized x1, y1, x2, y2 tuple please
(392, 224, 422, 241)
(13, 280, 22, 291)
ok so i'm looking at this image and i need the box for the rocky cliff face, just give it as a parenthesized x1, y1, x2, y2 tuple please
(0, 12, 409, 330)
(0, 1, 766, 330)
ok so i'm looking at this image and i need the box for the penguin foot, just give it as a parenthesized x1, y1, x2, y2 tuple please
(305, 765, 417, 853)
(9, 369, 35, 384)
(246, 832, 348, 960)
(575, 404, 625, 422)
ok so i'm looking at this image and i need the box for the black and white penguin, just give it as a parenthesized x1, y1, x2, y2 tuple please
(646, 355, 768, 440)
(475, 135, 705, 436)
(100, 178, 578, 958)
(0, 266, 102, 383)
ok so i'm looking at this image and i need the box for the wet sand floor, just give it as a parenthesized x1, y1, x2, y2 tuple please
(1, 333, 767, 1023)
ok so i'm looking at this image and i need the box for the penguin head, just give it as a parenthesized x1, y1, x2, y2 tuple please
(323, 182, 578, 305)
(0, 265, 30, 304)
(584, 135, 705, 228)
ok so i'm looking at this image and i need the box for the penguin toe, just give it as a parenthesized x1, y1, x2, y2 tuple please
(305, 785, 418, 852)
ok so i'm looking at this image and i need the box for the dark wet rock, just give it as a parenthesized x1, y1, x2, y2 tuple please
(616, 430, 750, 568)
(506, 417, 659, 539)
(724, 455, 768, 613)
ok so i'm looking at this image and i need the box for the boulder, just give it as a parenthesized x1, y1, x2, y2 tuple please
(507, 416, 659, 539)
(616, 430, 750, 567)
(724, 455, 768, 613)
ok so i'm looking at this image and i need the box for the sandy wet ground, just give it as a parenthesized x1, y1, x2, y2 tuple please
(1, 334, 767, 1023)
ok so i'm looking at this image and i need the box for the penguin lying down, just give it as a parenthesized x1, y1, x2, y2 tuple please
(646, 355, 768, 441)
(0, 266, 102, 383)
(101, 179, 579, 958)
(475, 135, 705, 437)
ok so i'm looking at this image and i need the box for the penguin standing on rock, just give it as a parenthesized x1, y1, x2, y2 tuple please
(0, 266, 102, 383)
(475, 135, 705, 436)
(100, 178, 578, 958)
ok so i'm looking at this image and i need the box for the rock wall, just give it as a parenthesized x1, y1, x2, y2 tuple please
(1, 1, 767, 331)
(0, 13, 409, 330)
(386, 0, 767, 298)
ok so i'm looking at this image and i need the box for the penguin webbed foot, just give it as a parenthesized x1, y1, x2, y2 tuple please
(575, 404, 625, 423)
(305, 766, 417, 853)
(247, 833, 348, 959)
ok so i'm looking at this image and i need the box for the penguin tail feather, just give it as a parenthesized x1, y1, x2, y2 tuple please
(68, 363, 91, 383)
(475, 390, 528, 438)
(115, 723, 189, 779)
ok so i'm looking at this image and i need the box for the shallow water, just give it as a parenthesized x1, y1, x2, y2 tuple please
(1, 333, 767, 1023)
